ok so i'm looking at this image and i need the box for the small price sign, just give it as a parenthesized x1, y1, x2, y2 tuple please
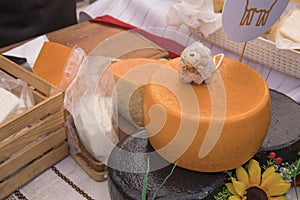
(222, 0, 289, 42)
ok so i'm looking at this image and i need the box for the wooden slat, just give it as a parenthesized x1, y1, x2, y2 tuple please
(71, 153, 107, 182)
(0, 127, 66, 180)
(0, 142, 68, 199)
(31, 89, 48, 103)
(0, 70, 46, 103)
(0, 55, 60, 96)
(0, 92, 64, 140)
(0, 110, 65, 161)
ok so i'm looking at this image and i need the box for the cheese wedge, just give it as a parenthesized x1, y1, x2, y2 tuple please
(144, 57, 271, 172)
(279, 9, 300, 43)
(111, 58, 166, 128)
(0, 88, 19, 124)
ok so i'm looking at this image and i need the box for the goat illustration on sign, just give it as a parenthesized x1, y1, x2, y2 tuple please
(240, 0, 278, 26)
(222, 0, 288, 42)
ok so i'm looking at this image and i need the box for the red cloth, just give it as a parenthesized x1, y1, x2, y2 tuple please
(292, 174, 300, 187)
(91, 15, 183, 58)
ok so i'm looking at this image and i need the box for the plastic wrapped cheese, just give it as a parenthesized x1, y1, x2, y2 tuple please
(279, 9, 300, 43)
(64, 55, 119, 163)
(0, 88, 19, 123)
(72, 94, 117, 163)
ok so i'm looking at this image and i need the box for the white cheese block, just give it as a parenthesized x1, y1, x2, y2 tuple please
(72, 94, 119, 163)
(279, 9, 300, 43)
(0, 87, 19, 124)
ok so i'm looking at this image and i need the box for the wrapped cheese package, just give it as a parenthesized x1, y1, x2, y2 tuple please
(266, 2, 300, 49)
(32, 41, 119, 163)
(64, 54, 119, 163)
(0, 87, 19, 124)
(0, 72, 34, 124)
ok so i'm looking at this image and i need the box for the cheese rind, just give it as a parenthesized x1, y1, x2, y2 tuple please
(0, 88, 19, 124)
(144, 57, 272, 172)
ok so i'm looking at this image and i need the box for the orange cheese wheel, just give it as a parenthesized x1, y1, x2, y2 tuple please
(144, 57, 272, 172)
(32, 41, 72, 87)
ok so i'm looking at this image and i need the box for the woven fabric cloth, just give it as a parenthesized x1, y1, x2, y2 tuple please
(15, 157, 110, 200)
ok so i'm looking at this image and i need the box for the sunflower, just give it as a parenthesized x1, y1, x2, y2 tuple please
(225, 159, 291, 200)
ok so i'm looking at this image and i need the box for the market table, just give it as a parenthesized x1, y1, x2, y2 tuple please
(0, 20, 169, 200)
(1, 18, 300, 200)
(0, 21, 169, 59)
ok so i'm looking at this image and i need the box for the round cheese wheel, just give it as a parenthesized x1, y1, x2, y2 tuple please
(144, 57, 272, 172)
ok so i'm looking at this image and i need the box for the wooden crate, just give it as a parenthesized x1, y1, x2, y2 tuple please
(0, 55, 68, 199)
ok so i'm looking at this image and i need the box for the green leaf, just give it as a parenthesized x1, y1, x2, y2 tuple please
(152, 161, 178, 200)
(142, 156, 150, 200)
(293, 157, 300, 200)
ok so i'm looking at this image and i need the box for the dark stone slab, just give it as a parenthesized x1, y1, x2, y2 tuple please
(107, 131, 226, 200)
(108, 89, 299, 200)
(256, 89, 300, 164)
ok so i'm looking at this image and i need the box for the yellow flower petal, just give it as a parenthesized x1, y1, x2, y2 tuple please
(280, 179, 289, 184)
(226, 183, 239, 195)
(248, 159, 261, 185)
(269, 196, 288, 200)
(236, 166, 250, 186)
(262, 166, 275, 180)
(232, 178, 246, 197)
(267, 183, 291, 196)
(261, 172, 281, 190)
(229, 196, 242, 200)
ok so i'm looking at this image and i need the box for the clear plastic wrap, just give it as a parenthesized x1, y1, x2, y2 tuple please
(59, 47, 85, 91)
(63, 29, 166, 164)
(64, 54, 119, 164)
(0, 72, 34, 124)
